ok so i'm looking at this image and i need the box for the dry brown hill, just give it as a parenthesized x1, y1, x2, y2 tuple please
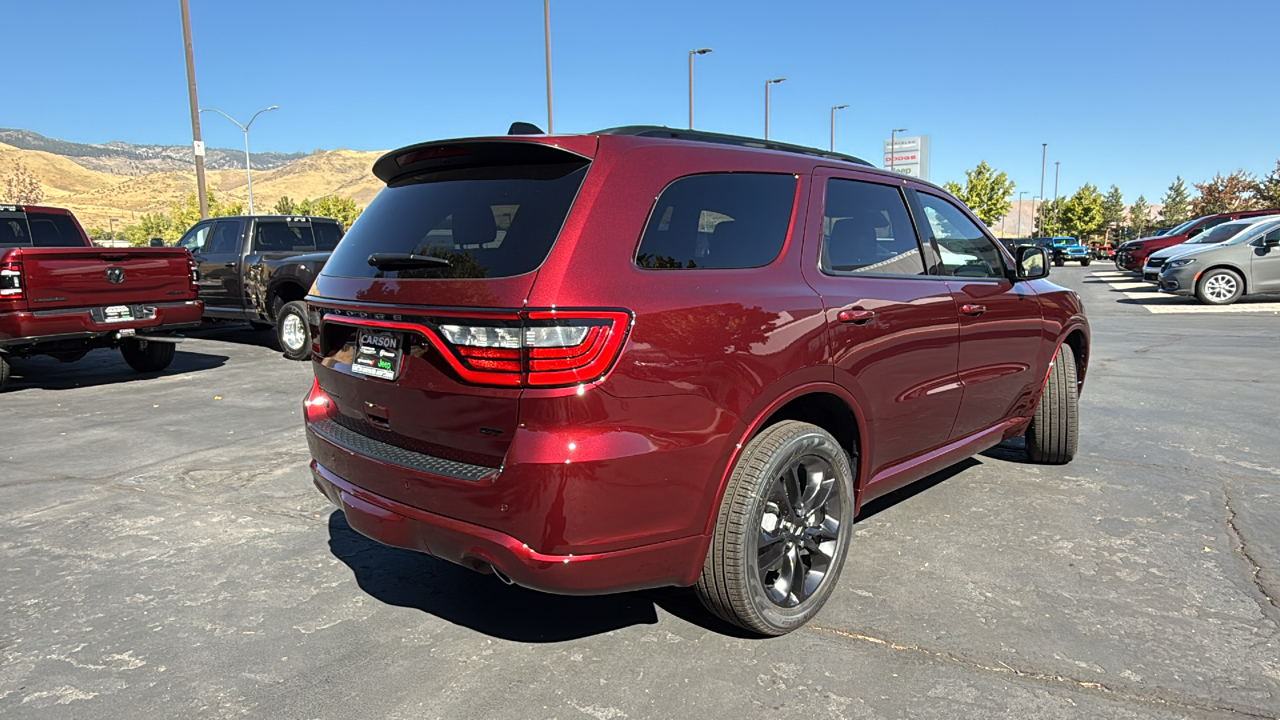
(0, 143, 382, 231)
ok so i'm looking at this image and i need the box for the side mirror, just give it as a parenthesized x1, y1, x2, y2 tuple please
(1265, 237, 1280, 248)
(148, 238, 165, 247)
(1014, 246, 1049, 280)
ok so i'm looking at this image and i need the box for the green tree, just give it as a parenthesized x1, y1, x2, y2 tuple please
(1100, 185, 1125, 241)
(1160, 176, 1191, 225)
(168, 190, 243, 232)
(1129, 195, 1151, 238)
(1191, 170, 1258, 216)
(122, 213, 176, 246)
(1058, 184, 1104, 239)
(272, 196, 298, 215)
(309, 195, 362, 230)
(1254, 160, 1280, 209)
(1035, 197, 1063, 236)
(944, 161, 1015, 227)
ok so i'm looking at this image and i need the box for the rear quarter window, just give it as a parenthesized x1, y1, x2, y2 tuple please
(635, 173, 796, 270)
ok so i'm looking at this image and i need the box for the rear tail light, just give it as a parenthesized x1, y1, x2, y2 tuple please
(338, 309, 632, 388)
(186, 257, 198, 295)
(0, 262, 23, 301)
(304, 377, 333, 422)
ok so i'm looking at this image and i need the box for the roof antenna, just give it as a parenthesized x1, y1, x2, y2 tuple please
(508, 121, 546, 135)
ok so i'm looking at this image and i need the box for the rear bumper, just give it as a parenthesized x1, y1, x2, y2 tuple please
(0, 300, 203, 348)
(312, 461, 708, 595)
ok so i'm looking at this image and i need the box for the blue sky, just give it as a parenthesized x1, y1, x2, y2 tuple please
(6, 0, 1279, 202)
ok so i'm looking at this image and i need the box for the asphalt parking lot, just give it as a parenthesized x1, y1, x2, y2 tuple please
(2, 267, 1278, 719)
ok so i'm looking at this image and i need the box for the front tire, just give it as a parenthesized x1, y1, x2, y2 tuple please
(275, 299, 312, 361)
(1026, 344, 1078, 464)
(1081, 258, 1091, 266)
(1196, 268, 1243, 305)
(0, 353, 9, 392)
(696, 420, 855, 636)
(120, 338, 176, 373)
(1054, 258, 1065, 267)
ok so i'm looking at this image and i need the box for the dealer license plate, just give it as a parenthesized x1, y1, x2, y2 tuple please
(104, 305, 134, 323)
(351, 329, 402, 381)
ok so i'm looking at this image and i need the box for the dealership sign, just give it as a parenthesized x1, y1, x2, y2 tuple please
(882, 135, 930, 180)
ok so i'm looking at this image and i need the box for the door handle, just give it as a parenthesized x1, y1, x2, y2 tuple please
(837, 308, 876, 324)
(960, 304, 987, 316)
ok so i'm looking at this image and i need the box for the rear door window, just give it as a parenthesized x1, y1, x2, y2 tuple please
(821, 178, 925, 275)
(254, 219, 314, 252)
(323, 162, 589, 280)
(635, 173, 795, 269)
(313, 222, 343, 251)
(207, 219, 244, 254)
(915, 193, 1006, 278)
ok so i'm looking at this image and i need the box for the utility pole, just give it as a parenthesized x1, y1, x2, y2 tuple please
(688, 48, 712, 129)
(180, 0, 208, 219)
(1038, 143, 1047, 236)
(829, 105, 848, 152)
(543, 0, 553, 133)
(764, 78, 785, 140)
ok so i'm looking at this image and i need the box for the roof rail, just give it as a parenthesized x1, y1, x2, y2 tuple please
(593, 125, 873, 167)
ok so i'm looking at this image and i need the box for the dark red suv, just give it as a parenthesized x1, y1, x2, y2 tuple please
(302, 127, 1089, 635)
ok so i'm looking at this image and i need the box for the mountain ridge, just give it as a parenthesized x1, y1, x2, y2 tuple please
(0, 128, 307, 176)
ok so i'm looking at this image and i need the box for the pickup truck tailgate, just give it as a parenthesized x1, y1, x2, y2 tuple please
(15, 248, 195, 309)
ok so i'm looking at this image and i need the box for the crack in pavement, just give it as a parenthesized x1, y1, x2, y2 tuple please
(807, 625, 1278, 719)
(1224, 486, 1280, 626)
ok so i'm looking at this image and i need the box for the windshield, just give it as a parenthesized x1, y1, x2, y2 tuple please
(1188, 222, 1252, 245)
(1164, 218, 1198, 236)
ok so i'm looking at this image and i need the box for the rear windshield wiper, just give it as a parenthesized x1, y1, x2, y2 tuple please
(367, 253, 451, 270)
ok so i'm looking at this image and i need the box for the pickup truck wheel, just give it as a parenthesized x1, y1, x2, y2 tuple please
(1196, 268, 1243, 305)
(696, 420, 854, 636)
(1025, 344, 1078, 464)
(0, 353, 9, 392)
(120, 338, 176, 374)
(275, 300, 311, 361)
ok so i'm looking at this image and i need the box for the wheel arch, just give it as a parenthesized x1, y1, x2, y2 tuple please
(264, 279, 308, 320)
(702, 383, 869, 535)
(1196, 263, 1249, 295)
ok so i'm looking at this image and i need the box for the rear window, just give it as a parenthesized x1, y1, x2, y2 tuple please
(635, 173, 795, 269)
(313, 222, 343, 252)
(254, 220, 315, 252)
(0, 212, 85, 248)
(322, 162, 589, 280)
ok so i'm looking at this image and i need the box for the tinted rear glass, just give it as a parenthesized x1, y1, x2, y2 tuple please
(313, 222, 343, 252)
(323, 162, 589, 280)
(635, 173, 795, 269)
(0, 213, 30, 247)
(22, 213, 85, 247)
(255, 220, 315, 252)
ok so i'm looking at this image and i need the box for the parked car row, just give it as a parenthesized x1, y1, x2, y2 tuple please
(1115, 209, 1280, 305)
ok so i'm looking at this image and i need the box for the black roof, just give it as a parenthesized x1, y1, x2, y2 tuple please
(216, 214, 340, 223)
(593, 125, 873, 167)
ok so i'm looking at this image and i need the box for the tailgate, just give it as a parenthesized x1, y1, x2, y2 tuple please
(16, 248, 194, 309)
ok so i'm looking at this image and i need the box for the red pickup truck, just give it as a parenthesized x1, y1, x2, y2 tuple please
(0, 204, 204, 391)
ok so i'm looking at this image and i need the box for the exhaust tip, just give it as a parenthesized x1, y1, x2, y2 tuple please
(491, 566, 515, 586)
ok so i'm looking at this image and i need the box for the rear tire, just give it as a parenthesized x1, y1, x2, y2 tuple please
(1026, 344, 1078, 464)
(120, 338, 176, 373)
(695, 420, 855, 636)
(275, 299, 312, 361)
(0, 353, 9, 392)
(1195, 268, 1244, 305)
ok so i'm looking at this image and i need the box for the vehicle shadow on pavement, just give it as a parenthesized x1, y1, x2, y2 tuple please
(188, 323, 283, 353)
(327, 511, 665, 642)
(4, 349, 228, 392)
(327, 457, 991, 642)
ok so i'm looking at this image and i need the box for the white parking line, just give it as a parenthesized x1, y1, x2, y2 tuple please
(1089, 271, 1280, 314)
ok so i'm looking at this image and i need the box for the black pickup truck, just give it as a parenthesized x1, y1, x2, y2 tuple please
(177, 215, 343, 359)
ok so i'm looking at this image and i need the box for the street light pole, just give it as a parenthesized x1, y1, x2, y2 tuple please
(543, 0, 553, 133)
(688, 48, 712, 129)
(200, 106, 278, 216)
(889, 128, 907, 172)
(829, 104, 848, 152)
(1039, 143, 1047, 229)
(179, 0, 208, 219)
(1016, 191, 1027, 236)
(1053, 161, 1061, 235)
(764, 78, 785, 140)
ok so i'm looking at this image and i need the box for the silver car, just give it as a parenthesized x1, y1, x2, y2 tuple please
(1142, 216, 1280, 282)
(1157, 217, 1280, 304)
